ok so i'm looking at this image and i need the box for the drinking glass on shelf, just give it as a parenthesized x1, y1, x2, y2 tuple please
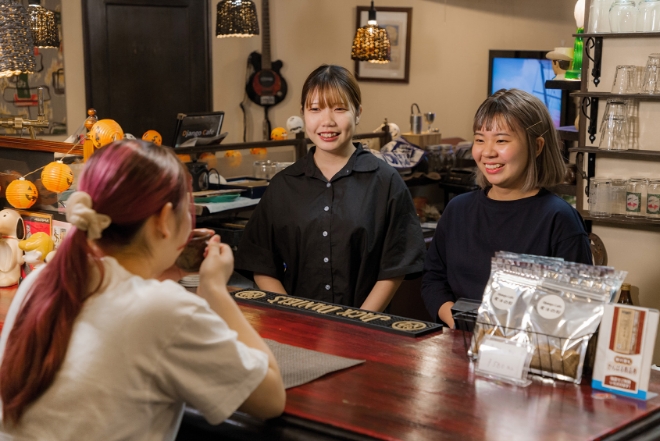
(636, 0, 660, 31)
(625, 99, 640, 149)
(589, 178, 613, 218)
(626, 177, 648, 217)
(641, 53, 660, 93)
(610, 0, 638, 32)
(646, 179, 660, 219)
(611, 178, 628, 214)
(599, 99, 629, 150)
(253, 160, 268, 179)
(611, 65, 638, 93)
(590, 0, 615, 32)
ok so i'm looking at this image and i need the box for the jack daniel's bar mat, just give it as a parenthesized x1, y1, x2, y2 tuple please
(231, 289, 443, 337)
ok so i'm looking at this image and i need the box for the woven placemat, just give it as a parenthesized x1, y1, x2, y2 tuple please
(265, 339, 365, 389)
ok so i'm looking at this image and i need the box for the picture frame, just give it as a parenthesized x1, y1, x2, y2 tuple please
(354, 7, 412, 84)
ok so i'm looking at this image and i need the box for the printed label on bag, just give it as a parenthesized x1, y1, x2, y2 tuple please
(647, 194, 660, 215)
(626, 192, 641, 213)
(492, 285, 518, 310)
(537, 295, 565, 320)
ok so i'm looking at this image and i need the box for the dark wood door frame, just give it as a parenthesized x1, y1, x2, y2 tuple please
(82, 0, 211, 142)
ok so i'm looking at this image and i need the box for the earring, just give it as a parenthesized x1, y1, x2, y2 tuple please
(356, 118, 360, 125)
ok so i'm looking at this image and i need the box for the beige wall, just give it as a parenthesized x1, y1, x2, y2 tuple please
(61, 0, 577, 143)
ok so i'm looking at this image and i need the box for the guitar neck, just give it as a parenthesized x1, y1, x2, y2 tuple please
(261, 0, 272, 70)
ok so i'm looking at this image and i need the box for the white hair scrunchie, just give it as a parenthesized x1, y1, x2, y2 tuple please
(65, 191, 112, 240)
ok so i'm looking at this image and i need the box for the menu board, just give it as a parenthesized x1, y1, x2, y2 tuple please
(172, 112, 225, 147)
(231, 289, 443, 337)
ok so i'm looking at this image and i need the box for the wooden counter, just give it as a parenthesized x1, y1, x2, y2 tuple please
(178, 300, 660, 441)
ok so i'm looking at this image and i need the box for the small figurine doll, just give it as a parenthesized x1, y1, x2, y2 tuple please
(545, 47, 574, 80)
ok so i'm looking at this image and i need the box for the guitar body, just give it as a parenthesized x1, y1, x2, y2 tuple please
(246, 51, 288, 107)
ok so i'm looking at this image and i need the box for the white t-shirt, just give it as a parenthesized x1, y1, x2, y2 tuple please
(0, 257, 268, 441)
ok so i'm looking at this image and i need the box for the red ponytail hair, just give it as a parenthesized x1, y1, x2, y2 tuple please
(0, 140, 190, 424)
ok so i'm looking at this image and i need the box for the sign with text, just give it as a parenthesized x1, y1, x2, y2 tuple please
(230, 289, 442, 337)
(476, 335, 533, 387)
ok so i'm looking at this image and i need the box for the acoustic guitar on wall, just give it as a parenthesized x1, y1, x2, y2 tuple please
(245, 0, 287, 140)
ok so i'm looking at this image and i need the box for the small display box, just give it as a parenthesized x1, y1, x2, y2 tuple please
(215, 177, 268, 199)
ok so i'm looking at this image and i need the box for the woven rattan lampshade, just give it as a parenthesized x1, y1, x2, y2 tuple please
(216, 0, 259, 38)
(28, 1, 60, 48)
(0, 0, 36, 77)
(351, 1, 390, 64)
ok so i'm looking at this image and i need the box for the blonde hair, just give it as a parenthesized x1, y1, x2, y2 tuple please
(472, 89, 565, 192)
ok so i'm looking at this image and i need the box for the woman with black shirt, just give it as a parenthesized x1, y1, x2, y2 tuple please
(236, 65, 425, 312)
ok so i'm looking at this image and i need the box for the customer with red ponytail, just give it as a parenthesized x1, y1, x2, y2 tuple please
(0, 140, 284, 439)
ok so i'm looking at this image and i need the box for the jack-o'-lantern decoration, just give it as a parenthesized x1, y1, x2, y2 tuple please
(250, 147, 267, 157)
(199, 152, 217, 170)
(89, 119, 124, 149)
(142, 130, 163, 146)
(224, 150, 242, 168)
(41, 161, 74, 193)
(6, 178, 38, 209)
(271, 127, 287, 140)
(0, 171, 22, 198)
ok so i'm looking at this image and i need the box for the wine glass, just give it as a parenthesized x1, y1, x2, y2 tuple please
(424, 112, 436, 133)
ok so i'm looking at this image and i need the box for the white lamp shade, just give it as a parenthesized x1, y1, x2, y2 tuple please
(574, 0, 585, 28)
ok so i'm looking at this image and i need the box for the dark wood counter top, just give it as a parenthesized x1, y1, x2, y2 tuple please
(179, 300, 660, 441)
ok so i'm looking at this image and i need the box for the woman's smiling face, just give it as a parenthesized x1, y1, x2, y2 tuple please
(304, 90, 360, 155)
(472, 118, 530, 194)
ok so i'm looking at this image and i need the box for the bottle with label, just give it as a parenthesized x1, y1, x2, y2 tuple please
(618, 283, 633, 305)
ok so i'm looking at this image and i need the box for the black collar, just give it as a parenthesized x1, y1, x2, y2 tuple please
(283, 142, 380, 179)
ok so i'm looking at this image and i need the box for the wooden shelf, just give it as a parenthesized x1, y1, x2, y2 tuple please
(574, 32, 660, 38)
(571, 92, 660, 100)
(545, 80, 582, 91)
(0, 136, 83, 155)
(583, 213, 660, 229)
(570, 146, 660, 160)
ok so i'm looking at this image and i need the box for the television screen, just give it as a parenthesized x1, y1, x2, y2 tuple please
(489, 51, 562, 128)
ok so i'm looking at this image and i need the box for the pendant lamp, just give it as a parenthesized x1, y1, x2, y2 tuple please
(351, 1, 390, 64)
(216, 0, 259, 38)
(28, 0, 60, 49)
(0, 0, 36, 78)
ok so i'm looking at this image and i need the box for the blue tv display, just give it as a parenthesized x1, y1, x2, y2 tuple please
(488, 50, 562, 128)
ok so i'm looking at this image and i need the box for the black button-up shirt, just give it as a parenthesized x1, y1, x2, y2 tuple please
(235, 144, 426, 307)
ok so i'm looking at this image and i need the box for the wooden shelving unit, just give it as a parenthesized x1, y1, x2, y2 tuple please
(570, 146, 660, 160)
(545, 80, 582, 90)
(574, 32, 660, 38)
(571, 92, 660, 100)
(582, 214, 660, 230)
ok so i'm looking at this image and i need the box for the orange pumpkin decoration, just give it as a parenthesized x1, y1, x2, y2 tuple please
(176, 154, 192, 163)
(224, 150, 242, 167)
(199, 152, 217, 169)
(142, 130, 163, 146)
(271, 127, 287, 140)
(41, 161, 74, 193)
(6, 178, 38, 209)
(250, 148, 268, 157)
(89, 119, 124, 149)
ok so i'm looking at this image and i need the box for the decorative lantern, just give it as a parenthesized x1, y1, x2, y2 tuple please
(6, 177, 38, 209)
(250, 147, 267, 157)
(199, 152, 217, 170)
(142, 130, 162, 146)
(89, 119, 124, 149)
(41, 160, 73, 193)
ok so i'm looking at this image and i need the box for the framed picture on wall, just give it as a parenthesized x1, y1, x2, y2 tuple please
(354, 7, 412, 83)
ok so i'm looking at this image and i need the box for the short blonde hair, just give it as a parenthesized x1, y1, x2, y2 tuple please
(472, 89, 565, 192)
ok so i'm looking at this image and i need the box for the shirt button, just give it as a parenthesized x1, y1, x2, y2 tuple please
(324, 257, 329, 263)
(345, 169, 349, 173)
(326, 182, 331, 188)
(324, 206, 329, 211)
(325, 285, 331, 290)
(322, 231, 328, 237)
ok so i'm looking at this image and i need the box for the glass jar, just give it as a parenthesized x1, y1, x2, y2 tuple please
(646, 178, 660, 219)
(611, 178, 628, 215)
(253, 160, 268, 179)
(590, 0, 615, 32)
(610, 0, 638, 33)
(589, 178, 612, 218)
(625, 177, 648, 217)
(636, 0, 660, 32)
(439, 144, 455, 172)
(426, 145, 444, 174)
